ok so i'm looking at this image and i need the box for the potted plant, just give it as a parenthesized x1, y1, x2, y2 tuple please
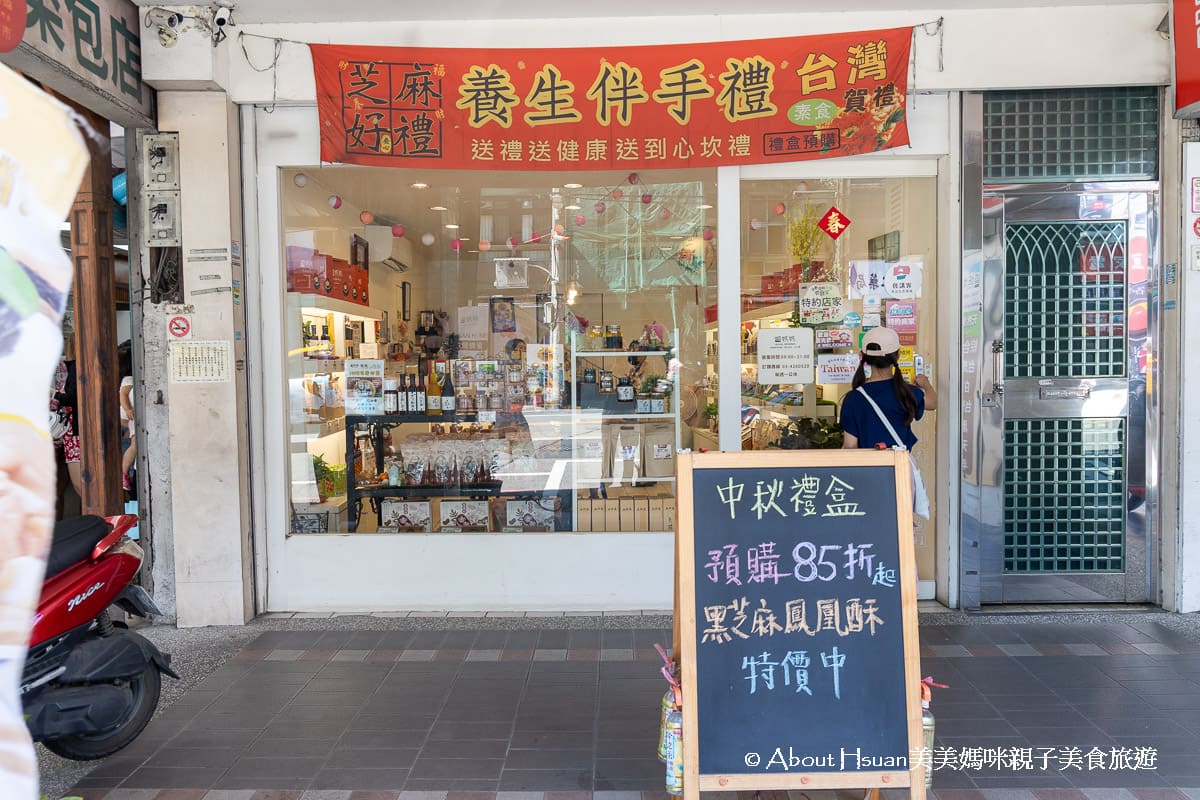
(778, 417, 844, 449)
(312, 454, 335, 502)
(703, 402, 719, 432)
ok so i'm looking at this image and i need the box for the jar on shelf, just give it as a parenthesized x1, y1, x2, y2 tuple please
(616, 376, 635, 402)
(651, 391, 666, 414)
(604, 324, 623, 350)
(636, 392, 652, 414)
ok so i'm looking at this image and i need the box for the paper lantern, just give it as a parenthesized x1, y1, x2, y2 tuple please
(359, 211, 375, 225)
(594, 201, 606, 214)
(327, 195, 342, 209)
(391, 224, 405, 237)
(660, 208, 671, 221)
(612, 189, 624, 200)
(627, 172, 640, 185)
(702, 228, 715, 241)
(450, 238, 463, 252)
(292, 173, 308, 188)
(773, 202, 787, 216)
(573, 214, 586, 226)
(641, 193, 653, 204)
(421, 232, 436, 246)
(507, 236, 519, 248)
(479, 239, 492, 252)
(749, 218, 763, 231)
(531, 231, 543, 244)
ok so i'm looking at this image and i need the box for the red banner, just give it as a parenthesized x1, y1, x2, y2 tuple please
(311, 28, 912, 171)
(1175, 0, 1200, 117)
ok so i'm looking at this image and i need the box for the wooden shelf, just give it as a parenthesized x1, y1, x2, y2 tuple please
(291, 416, 346, 438)
(298, 294, 382, 319)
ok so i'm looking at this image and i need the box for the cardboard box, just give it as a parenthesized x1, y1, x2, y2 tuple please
(576, 497, 591, 532)
(506, 499, 556, 532)
(634, 497, 650, 531)
(380, 500, 432, 532)
(438, 500, 490, 532)
(662, 496, 676, 532)
(619, 497, 636, 532)
(648, 497, 665, 531)
(603, 499, 621, 532)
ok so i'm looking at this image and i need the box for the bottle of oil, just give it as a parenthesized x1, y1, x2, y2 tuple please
(426, 362, 442, 416)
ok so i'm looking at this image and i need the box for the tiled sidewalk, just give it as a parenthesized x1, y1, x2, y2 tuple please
(59, 614, 1200, 800)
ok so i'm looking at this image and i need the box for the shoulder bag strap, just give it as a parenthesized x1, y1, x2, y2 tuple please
(855, 386, 907, 450)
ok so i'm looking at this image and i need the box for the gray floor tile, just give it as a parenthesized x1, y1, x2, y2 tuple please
(498, 768, 594, 791)
(120, 765, 230, 789)
(309, 767, 410, 790)
(409, 758, 506, 780)
(504, 748, 592, 769)
(420, 739, 510, 759)
(324, 747, 420, 769)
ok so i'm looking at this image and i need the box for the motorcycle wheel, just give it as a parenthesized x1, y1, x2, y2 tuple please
(41, 662, 162, 760)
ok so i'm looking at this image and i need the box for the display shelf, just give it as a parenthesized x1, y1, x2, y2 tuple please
(575, 350, 672, 358)
(301, 357, 346, 373)
(352, 482, 505, 498)
(291, 416, 346, 438)
(574, 412, 677, 420)
(295, 494, 348, 512)
(299, 294, 382, 319)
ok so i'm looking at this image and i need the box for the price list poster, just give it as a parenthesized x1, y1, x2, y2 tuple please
(676, 450, 925, 799)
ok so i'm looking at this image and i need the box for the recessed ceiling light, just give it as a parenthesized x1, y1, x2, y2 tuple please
(445, 223, 460, 230)
(698, 203, 713, 209)
(564, 199, 582, 210)
(411, 182, 429, 189)
(564, 182, 583, 189)
(430, 205, 448, 211)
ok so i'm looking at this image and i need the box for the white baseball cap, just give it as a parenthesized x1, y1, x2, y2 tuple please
(861, 326, 901, 356)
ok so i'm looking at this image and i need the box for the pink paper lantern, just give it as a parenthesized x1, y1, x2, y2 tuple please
(328, 195, 342, 209)
(749, 218, 763, 231)
(450, 238, 463, 252)
(660, 208, 671, 221)
(359, 210, 375, 225)
(479, 239, 492, 252)
(507, 236, 519, 248)
(702, 228, 715, 241)
(594, 201, 606, 214)
(773, 202, 787, 216)
(391, 224, 405, 237)
(628, 172, 640, 185)
(573, 214, 586, 226)
(612, 189, 624, 200)
(641, 193, 653, 205)
(531, 231, 543, 244)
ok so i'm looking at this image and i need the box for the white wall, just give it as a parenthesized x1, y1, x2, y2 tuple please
(141, 5, 1170, 101)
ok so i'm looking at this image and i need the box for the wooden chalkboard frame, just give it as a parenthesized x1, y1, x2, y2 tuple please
(675, 449, 925, 800)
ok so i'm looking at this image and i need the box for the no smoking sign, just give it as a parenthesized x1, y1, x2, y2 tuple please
(168, 314, 192, 339)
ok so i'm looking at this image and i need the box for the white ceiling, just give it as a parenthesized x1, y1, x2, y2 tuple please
(135, 0, 1157, 24)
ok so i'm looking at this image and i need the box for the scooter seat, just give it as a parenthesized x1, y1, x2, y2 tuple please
(46, 516, 109, 580)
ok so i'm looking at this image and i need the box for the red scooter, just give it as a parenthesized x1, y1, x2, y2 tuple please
(22, 514, 177, 760)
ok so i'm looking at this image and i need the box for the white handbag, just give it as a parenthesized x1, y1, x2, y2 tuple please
(855, 387, 931, 520)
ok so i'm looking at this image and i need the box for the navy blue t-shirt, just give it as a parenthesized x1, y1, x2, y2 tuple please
(839, 380, 925, 450)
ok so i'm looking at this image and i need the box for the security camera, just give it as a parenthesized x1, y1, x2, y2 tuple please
(143, 7, 182, 29)
(212, 2, 234, 27)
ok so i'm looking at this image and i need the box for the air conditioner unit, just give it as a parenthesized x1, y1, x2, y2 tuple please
(364, 225, 412, 273)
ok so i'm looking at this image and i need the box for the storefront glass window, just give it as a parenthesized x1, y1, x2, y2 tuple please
(282, 167, 715, 534)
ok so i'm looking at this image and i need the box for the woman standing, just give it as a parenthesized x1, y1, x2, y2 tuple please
(839, 326, 937, 450)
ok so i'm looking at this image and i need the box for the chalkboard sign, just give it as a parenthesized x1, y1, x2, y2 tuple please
(676, 450, 924, 800)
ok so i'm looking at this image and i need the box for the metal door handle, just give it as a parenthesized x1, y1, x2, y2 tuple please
(991, 340, 1004, 397)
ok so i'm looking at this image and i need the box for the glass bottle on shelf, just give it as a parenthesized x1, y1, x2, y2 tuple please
(319, 325, 333, 359)
(397, 374, 408, 413)
(426, 362, 442, 416)
(441, 365, 456, 413)
(411, 373, 425, 413)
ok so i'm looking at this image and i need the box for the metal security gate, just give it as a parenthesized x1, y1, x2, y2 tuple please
(974, 189, 1156, 603)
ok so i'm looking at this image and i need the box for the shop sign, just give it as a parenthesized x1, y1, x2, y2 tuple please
(815, 327, 853, 351)
(817, 353, 858, 383)
(795, 282, 844, 325)
(1174, 0, 1200, 117)
(310, 27, 912, 171)
(0, 0, 151, 127)
(884, 259, 923, 299)
(756, 327, 814, 385)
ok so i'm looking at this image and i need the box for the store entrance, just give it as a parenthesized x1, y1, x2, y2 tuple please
(973, 185, 1158, 604)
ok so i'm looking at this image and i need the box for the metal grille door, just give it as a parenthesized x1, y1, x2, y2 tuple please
(1003, 417, 1126, 574)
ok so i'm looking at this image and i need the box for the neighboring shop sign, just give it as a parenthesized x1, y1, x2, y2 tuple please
(795, 282, 845, 324)
(817, 353, 858, 383)
(1, 0, 152, 126)
(1174, 0, 1200, 117)
(310, 27, 912, 170)
(756, 327, 814, 385)
(676, 451, 925, 798)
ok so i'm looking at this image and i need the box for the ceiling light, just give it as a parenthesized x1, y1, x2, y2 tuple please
(698, 203, 713, 209)
(564, 199, 582, 211)
(430, 205, 448, 211)
(445, 223, 460, 230)
(411, 182, 429, 189)
(564, 182, 583, 189)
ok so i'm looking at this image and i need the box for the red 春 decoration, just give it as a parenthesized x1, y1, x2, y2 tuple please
(817, 206, 851, 240)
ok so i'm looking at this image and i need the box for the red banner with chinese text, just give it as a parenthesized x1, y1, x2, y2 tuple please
(311, 28, 912, 171)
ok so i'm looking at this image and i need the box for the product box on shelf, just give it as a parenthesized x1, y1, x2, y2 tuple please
(634, 497, 650, 531)
(576, 498, 592, 532)
(438, 500, 490, 532)
(379, 500, 432, 532)
(504, 498, 558, 532)
(618, 497, 636, 532)
(648, 496, 665, 531)
(286, 245, 327, 293)
(603, 498, 621, 532)
(661, 496, 676, 531)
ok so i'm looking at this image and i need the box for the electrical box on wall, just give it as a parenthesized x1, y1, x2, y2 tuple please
(144, 191, 182, 247)
(141, 133, 180, 190)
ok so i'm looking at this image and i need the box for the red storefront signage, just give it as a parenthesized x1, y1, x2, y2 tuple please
(0, 3, 25, 53)
(311, 28, 912, 171)
(1174, 0, 1200, 117)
